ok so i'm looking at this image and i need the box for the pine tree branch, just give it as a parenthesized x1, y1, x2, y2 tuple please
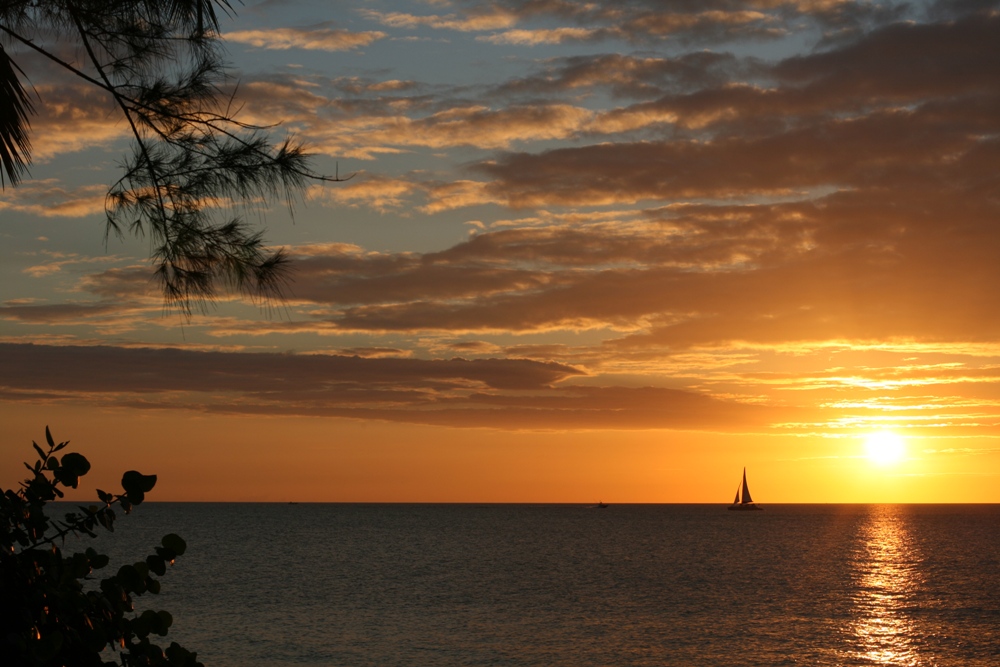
(0, 24, 118, 97)
(0, 25, 353, 186)
(66, 1, 172, 231)
(2, 0, 348, 309)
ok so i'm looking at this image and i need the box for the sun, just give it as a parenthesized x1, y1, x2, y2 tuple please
(864, 431, 906, 466)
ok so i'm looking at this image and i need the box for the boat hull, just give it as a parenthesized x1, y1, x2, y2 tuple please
(727, 504, 763, 511)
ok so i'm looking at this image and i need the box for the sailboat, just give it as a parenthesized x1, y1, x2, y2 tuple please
(728, 467, 763, 511)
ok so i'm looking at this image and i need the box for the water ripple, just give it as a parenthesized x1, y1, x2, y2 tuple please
(77, 504, 1000, 666)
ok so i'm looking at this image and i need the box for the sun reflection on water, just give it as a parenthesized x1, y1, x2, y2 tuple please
(846, 505, 925, 666)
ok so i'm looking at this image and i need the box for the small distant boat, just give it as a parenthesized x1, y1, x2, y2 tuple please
(728, 467, 763, 511)
(596, 501, 608, 508)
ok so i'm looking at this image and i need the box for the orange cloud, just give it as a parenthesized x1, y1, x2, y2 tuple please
(6, 82, 128, 161)
(479, 27, 608, 45)
(226, 27, 387, 51)
(0, 182, 106, 218)
(361, 9, 518, 32)
(422, 180, 504, 213)
(21, 251, 121, 277)
(346, 104, 594, 151)
(307, 175, 419, 212)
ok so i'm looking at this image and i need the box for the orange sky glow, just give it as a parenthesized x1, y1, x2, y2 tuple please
(3, 0, 1000, 503)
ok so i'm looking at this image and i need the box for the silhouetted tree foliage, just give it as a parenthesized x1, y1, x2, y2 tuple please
(1, 427, 201, 667)
(0, 0, 347, 311)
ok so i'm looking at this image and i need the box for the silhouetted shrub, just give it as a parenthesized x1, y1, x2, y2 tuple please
(1, 427, 201, 667)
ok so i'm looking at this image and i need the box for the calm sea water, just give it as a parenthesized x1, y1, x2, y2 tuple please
(75, 504, 1000, 666)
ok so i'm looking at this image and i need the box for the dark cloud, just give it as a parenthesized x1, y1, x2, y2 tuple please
(213, 10, 1000, 171)
(475, 13, 1000, 206)
(195, 384, 778, 431)
(774, 13, 1000, 101)
(0, 343, 580, 393)
(0, 302, 129, 324)
(78, 267, 158, 299)
(0, 343, 778, 430)
(29, 127, 1000, 349)
(927, 0, 1000, 20)
(216, 176, 997, 349)
(450, 0, 913, 44)
(336, 347, 413, 358)
(285, 248, 556, 305)
(480, 108, 983, 206)
(495, 52, 752, 99)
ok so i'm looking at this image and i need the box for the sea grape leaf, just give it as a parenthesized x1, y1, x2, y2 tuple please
(121, 471, 157, 505)
(161, 534, 186, 556)
(146, 554, 167, 576)
(132, 613, 150, 639)
(152, 610, 173, 635)
(53, 452, 91, 488)
(61, 452, 91, 476)
(86, 547, 110, 570)
(117, 564, 144, 592)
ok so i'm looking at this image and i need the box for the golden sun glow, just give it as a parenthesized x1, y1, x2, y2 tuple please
(864, 431, 906, 466)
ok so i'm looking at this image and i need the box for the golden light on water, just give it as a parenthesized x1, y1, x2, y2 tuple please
(847, 506, 922, 666)
(864, 431, 906, 466)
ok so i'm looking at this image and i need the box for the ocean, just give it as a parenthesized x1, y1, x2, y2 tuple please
(79, 503, 1000, 666)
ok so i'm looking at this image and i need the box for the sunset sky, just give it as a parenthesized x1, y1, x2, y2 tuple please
(3, 0, 1000, 502)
